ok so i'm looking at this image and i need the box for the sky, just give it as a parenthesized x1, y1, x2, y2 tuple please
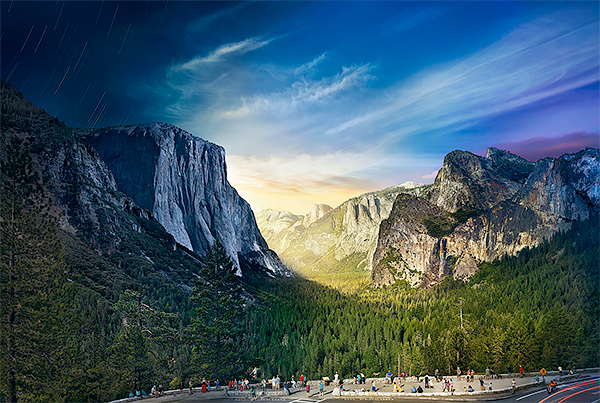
(2, 1, 599, 214)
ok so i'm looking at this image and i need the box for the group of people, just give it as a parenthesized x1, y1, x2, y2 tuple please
(229, 378, 251, 391)
(131, 364, 546, 400)
(352, 372, 367, 384)
(289, 374, 309, 388)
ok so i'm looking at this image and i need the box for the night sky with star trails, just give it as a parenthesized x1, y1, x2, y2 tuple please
(1, 1, 199, 129)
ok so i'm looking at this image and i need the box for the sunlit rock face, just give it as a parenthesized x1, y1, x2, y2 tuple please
(371, 148, 600, 288)
(429, 147, 535, 213)
(302, 204, 333, 227)
(82, 123, 291, 277)
(256, 182, 426, 276)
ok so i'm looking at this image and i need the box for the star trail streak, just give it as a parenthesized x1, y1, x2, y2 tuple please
(53, 1, 64, 31)
(74, 82, 92, 113)
(36, 69, 56, 101)
(34, 26, 47, 53)
(19, 26, 33, 52)
(117, 24, 130, 58)
(54, 65, 71, 94)
(20, 66, 35, 91)
(88, 91, 106, 123)
(107, 4, 119, 38)
(73, 42, 88, 72)
(96, 0, 104, 24)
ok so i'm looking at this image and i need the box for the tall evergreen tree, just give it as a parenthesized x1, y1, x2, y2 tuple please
(112, 289, 177, 394)
(0, 136, 76, 402)
(190, 241, 245, 380)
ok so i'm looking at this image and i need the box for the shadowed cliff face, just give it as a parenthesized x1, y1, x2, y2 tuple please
(82, 124, 290, 277)
(371, 147, 600, 288)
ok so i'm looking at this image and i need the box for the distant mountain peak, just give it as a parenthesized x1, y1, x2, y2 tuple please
(302, 204, 333, 227)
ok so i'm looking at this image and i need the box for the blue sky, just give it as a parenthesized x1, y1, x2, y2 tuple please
(2, 1, 599, 213)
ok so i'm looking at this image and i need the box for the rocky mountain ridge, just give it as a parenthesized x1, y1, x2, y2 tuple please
(79, 123, 289, 278)
(372, 147, 599, 287)
(256, 182, 425, 276)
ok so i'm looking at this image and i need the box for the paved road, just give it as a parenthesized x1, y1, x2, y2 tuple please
(505, 377, 599, 403)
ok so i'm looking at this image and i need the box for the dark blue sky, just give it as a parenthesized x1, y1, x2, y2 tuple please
(2, 1, 599, 212)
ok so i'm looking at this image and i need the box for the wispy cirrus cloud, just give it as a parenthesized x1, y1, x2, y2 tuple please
(214, 63, 374, 119)
(170, 37, 274, 72)
(326, 10, 599, 144)
(293, 52, 328, 76)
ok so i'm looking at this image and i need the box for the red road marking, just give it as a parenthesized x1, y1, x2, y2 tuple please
(556, 385, 600, 403)
(538, 379, 600, 403)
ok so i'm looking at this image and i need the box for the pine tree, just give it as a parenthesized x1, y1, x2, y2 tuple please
(0, 136, 75, 402)
(112, 289, 177, 394)
(190, 241, 245, 380)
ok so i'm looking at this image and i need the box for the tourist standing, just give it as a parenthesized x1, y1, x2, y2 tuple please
(319, 380, 324, 397)
(306, 382, 310, 398)
(519, 365, 524, 378)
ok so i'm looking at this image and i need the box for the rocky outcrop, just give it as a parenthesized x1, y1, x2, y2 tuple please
(257, 182, 424, 275)
(371, 147, 599, 287)
(81, 124, 290, 277)
(429, 148, 535, 213)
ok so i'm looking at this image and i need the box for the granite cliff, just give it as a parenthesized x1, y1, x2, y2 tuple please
(371, 147, 600, 287)
(81, 124, 290, 277)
